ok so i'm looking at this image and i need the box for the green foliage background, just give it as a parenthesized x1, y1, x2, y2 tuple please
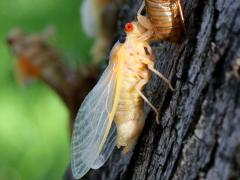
(0, 0, 92, 179)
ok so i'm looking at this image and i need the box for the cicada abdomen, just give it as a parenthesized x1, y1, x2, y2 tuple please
(145, 0, 185, 43)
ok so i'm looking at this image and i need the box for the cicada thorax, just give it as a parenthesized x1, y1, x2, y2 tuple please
(146, 0, 184, 43)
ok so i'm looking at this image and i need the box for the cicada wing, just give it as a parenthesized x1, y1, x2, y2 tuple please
(91, 123, 117, 169)
(71, 43, 124, 179)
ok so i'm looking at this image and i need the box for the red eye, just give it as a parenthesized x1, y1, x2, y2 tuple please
(124, 23, 134, 32)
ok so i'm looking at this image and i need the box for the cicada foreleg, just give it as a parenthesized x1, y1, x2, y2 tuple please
(137, 1, 153, 31)
(137, 54, 175, 91)
(177, 0, 185, 26)
(137, 30, 153, 42)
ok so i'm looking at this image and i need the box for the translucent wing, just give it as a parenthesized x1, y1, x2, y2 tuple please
(71, 43, 123, 179)
(91, 123, 117, 169)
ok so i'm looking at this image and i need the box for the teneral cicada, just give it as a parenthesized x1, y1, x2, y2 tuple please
(71, 20, 174, 178)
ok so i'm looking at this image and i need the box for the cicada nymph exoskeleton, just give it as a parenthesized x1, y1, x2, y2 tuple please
(138, 0, 185, 43)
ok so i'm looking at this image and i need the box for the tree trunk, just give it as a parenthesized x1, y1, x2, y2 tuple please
(65, 0, 240, 179)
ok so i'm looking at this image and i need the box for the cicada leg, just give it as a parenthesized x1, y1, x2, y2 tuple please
(177, 0, 185, 26)
(137, 30, 153, 42)
(135, 78, 160, 123)
(137, 1, 153, 31)
(147, 64, 175, 92)
(137, 55, 175, 91)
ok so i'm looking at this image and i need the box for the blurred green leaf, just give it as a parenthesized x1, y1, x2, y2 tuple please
(0, 0, 91, 179)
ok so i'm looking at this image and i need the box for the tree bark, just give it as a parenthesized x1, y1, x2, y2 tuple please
(65, 0, 240, 179)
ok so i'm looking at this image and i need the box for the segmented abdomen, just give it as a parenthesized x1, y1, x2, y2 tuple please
(114, 57, 149, 152)
(146, 0, 184, 42)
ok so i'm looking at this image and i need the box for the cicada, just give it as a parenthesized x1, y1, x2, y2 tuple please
(6, 28, 48, 85)
(71, 19, 174, 178)
(138, 0, 185, 42)
(6, 28, 101, 132)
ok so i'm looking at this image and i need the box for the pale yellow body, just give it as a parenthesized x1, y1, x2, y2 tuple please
(108, 21, 174, 153)
(114, 35, 152, 152)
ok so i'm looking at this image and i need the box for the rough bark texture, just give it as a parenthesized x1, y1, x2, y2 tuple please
(65, 0, 240, 179)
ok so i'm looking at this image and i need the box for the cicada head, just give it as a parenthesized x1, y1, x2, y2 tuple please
(124, 22, 147, 40)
